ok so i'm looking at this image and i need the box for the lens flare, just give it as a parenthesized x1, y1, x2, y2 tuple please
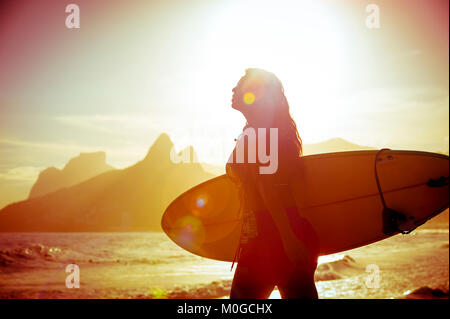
(149, 287, 168, 299)
(173, 216, 205, 250)
(243, 92, 255, 104)
(196, 197, 205, 208)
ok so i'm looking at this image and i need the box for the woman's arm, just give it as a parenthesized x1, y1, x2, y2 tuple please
(255, 171, 311, 265)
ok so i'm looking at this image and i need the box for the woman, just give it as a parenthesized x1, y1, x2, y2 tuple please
(226, 68, 320, 299)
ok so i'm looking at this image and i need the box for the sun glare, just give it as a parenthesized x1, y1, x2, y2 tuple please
(186, 0, 351, 154)
(243, 92, 255, 105)
(158, 0, 358, 165)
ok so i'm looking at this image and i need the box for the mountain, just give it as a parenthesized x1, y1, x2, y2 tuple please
(28, 152, 114, 199)
(302, 137, 375, 155)
(200, 137, 376, 175)
(200, 162, 226, 176)
(0, 134, 214, 232)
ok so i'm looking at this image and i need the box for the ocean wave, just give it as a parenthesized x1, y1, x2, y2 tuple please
(315, 255, 362, 281)
(112, 258, 167, 266)
(0, 244, 63, 267)
(417, 229, 449, 234)
(403, 286, 449, 299)
(164, 280, 232, 299)
(155, 256, 363, 299)
(0, 243, 171, 268)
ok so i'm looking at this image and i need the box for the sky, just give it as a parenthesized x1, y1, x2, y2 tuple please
(0, 0, 448, 207)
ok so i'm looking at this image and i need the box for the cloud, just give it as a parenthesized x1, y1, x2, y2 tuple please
(320, 86, 449, 151)
(399, 49, 423, 58)
(0, 166, 42, 182)
(0, 136, 151, 170)
(53, 114, 170, 136)
(339, 87, 448, 115)
(0, 137, 99, 153)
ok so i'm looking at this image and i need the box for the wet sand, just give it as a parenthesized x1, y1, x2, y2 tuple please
(0, 229, 448, 299)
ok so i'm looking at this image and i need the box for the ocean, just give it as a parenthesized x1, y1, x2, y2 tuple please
(0, 230, 448, 299)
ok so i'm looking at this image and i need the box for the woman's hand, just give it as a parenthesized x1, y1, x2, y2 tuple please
(281, 233, 311, 266)
(255, 174, 312, 266)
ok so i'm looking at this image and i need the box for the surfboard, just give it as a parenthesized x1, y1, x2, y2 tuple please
(161, 150, 449, 262)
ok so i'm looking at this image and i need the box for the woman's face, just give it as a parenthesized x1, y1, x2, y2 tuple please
(231, 75, 265, 112)
(231, 76, 245, 111)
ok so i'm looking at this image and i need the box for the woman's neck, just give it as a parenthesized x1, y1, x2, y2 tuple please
(245, 112, 275, 128)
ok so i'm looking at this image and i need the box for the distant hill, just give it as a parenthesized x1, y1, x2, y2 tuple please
(201, 137, 376, 175)
(200, 162, 226, 176)
(418, 209, 449, 230)
(0, 135, 445, 232)
(28, 152, 114, 199)
(0, 134, 213, 232)
(302, 137, 375, 155)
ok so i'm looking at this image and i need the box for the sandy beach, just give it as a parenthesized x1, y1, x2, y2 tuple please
(0, 226, 447, 299)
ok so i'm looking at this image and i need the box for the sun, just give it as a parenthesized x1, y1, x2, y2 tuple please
(160, 0, 354, 164)
(192, 0, 351, 145)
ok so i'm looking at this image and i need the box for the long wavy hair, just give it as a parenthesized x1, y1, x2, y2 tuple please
(227, 68, 303, 219)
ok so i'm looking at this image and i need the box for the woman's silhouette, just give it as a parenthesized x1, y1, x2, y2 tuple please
(226, 68, 320, 299)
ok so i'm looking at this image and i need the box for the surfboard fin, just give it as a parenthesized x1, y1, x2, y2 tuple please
(426, 176, 449, 188)
(375, 149, 416, 236)
(382, 207, 408, 236)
